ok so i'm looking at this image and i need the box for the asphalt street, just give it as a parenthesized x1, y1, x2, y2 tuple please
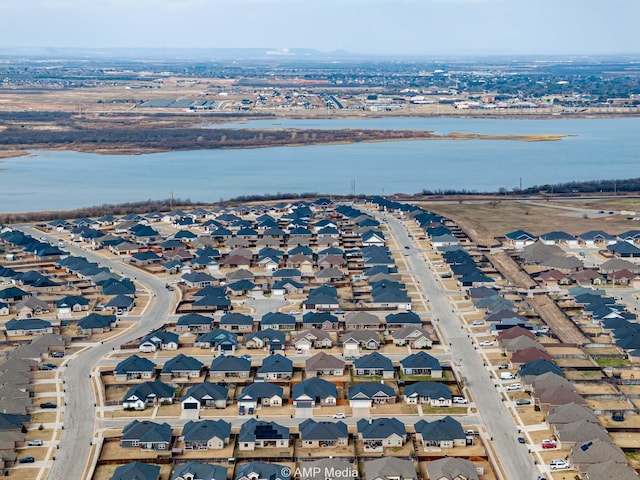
(376, 212, 542, 480)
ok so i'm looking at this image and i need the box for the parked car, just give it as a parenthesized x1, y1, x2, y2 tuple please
(452, 396, 468, 404)
(40, 402, 57, 409)
(517, 436, 525, 444)
(498, 364, 510, 369)
(166, 284, 174, 291)
(506, 383, 522, 391)
(19, 456, 35, 463)
(478, 340, 494, 346)
(38, 365, 54, 371)
(27, 440, 43, 446)
(51, 351, 65, 358)
(332, 413, 347, 419)
(335, 309, 345, 314)
(549, 460, 570, 470)
(472, 320, 484, 326)
(516, 399, 531, 405)
(464, 429, 478, 436)
(541, 439, 557, 449)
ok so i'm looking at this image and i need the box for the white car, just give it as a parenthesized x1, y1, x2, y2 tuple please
(506, 383, 522, 391)
(478, 340, 494, 346)
(332, 413, 346, 419)
(452, 396, 468, 404)
(549, 460, 570, 470)
(472, 320, 484, 326)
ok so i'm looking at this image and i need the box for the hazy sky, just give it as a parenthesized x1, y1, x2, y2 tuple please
(0, 0, 638, 56)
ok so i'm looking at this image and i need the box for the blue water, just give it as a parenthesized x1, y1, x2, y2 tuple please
(1, 117, 639, 213)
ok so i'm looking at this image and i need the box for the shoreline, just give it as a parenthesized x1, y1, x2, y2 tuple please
(0, 131, 567, 157)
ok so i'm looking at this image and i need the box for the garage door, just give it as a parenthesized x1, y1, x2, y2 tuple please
(183, 402, 199, 410)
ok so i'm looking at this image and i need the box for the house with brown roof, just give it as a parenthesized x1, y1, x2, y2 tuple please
(546, 402, 598, 426)
(305, 352, 345, 377)
(511, 346, 552, 365)
(294, 329, 333, 351)
(570, 439, 628, 474)
(571, 269, 605, 286)
(535, 385, 586, 409)
(555, 419, 612, 448)
(497, 326, 536, 342)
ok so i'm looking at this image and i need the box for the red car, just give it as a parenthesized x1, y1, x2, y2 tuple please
(541, 440, 557, 449)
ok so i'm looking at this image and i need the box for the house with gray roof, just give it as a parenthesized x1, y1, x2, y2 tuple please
(584, 461, 640, 480)
(357, 417, 406, 452)
(160, 354, 203, 380)
(237, 383, 283, 410)
(294, 328, 333, 351)
(238, 418, 289, 451)
(236, 462, 290, 480)
(363, 457, 417, 480)
(121, 420, 172, 450)
(182, 420, 231, 450)
(209, 355, 251, 380)
(354, 351, 394, 378)
(425, 458, 479, 480)
(556, 419, 612, 448)
(392, 326, 433, 348)
(114, 355, 156, 382)
(181, 383, 228, 410)
(111, 461, 160, 480)
(404, 381, 452, 406)
(344, 311, 380, 329)
(123, 380, 175, 410)
(414, 416, 466, 450)
(341, 330, 381, 356)
(292, 377, 337, 408)
(256, 354, 293, 380)
(305, 352, 345, 376)
(400, 351, 442, 378)
(172, 462, 227, 480)
(570, 439, 628, 474)
(546, 402, 598, 426)
(299, 419, 348, 448)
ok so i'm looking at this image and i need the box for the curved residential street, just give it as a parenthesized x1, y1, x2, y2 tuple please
(19, 226, 174, 480)
(376, 212, 541, 480)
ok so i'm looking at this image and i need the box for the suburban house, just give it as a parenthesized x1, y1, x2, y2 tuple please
(182, 420, 231, 450)
(120, 420, 172, 450)
(344, 311, 380, 330)
(294, 328, 333, 351)
(299, 419, 348, 448)
(341, 330, 381, 354)
(77, 313, 116, 336)
(363, 457, 418, 480)
(292, 377, 338, 407)
(348, 382, 396, 408)
(237, 383, 284, 411)
(5, 318, 53, 337)
(260, 312, 296, 331)
(175, 313, 213, 332)
(245, 328, 286, 352)
(218, 313, 254, 332)
(256, 354, 293, 380)
(404, 381, 452, 406)
(301, 311, 339, 330)
(209, 355, 251, 380)
(114, 355, 156, 382)
(172, 462, 228, 480)
(414, 416, 466, 450)
(236, 462, 291, 480)
(140, 330, 179, 353)
(504, 230, 537, 249)
(110, 462, 160, 480)
(385, 311, 422, 329)
(354, 351, 395, 378)
(238, 418, 289, 450)
(181, 383, 229, 410)
(195, 329, 238, 355)
(122, 380, 175, 410)
(392, 327, 433, 348)
(305, 352, 345, 377)
(425, 458, 479, 480)
(400, 351, 443, 378)
(160, 354, 204, 381)
(55, 295, 90, 317)
(357, 417, 407, 452)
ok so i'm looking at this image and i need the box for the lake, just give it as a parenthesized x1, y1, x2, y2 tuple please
(1, 116, 639, 213)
